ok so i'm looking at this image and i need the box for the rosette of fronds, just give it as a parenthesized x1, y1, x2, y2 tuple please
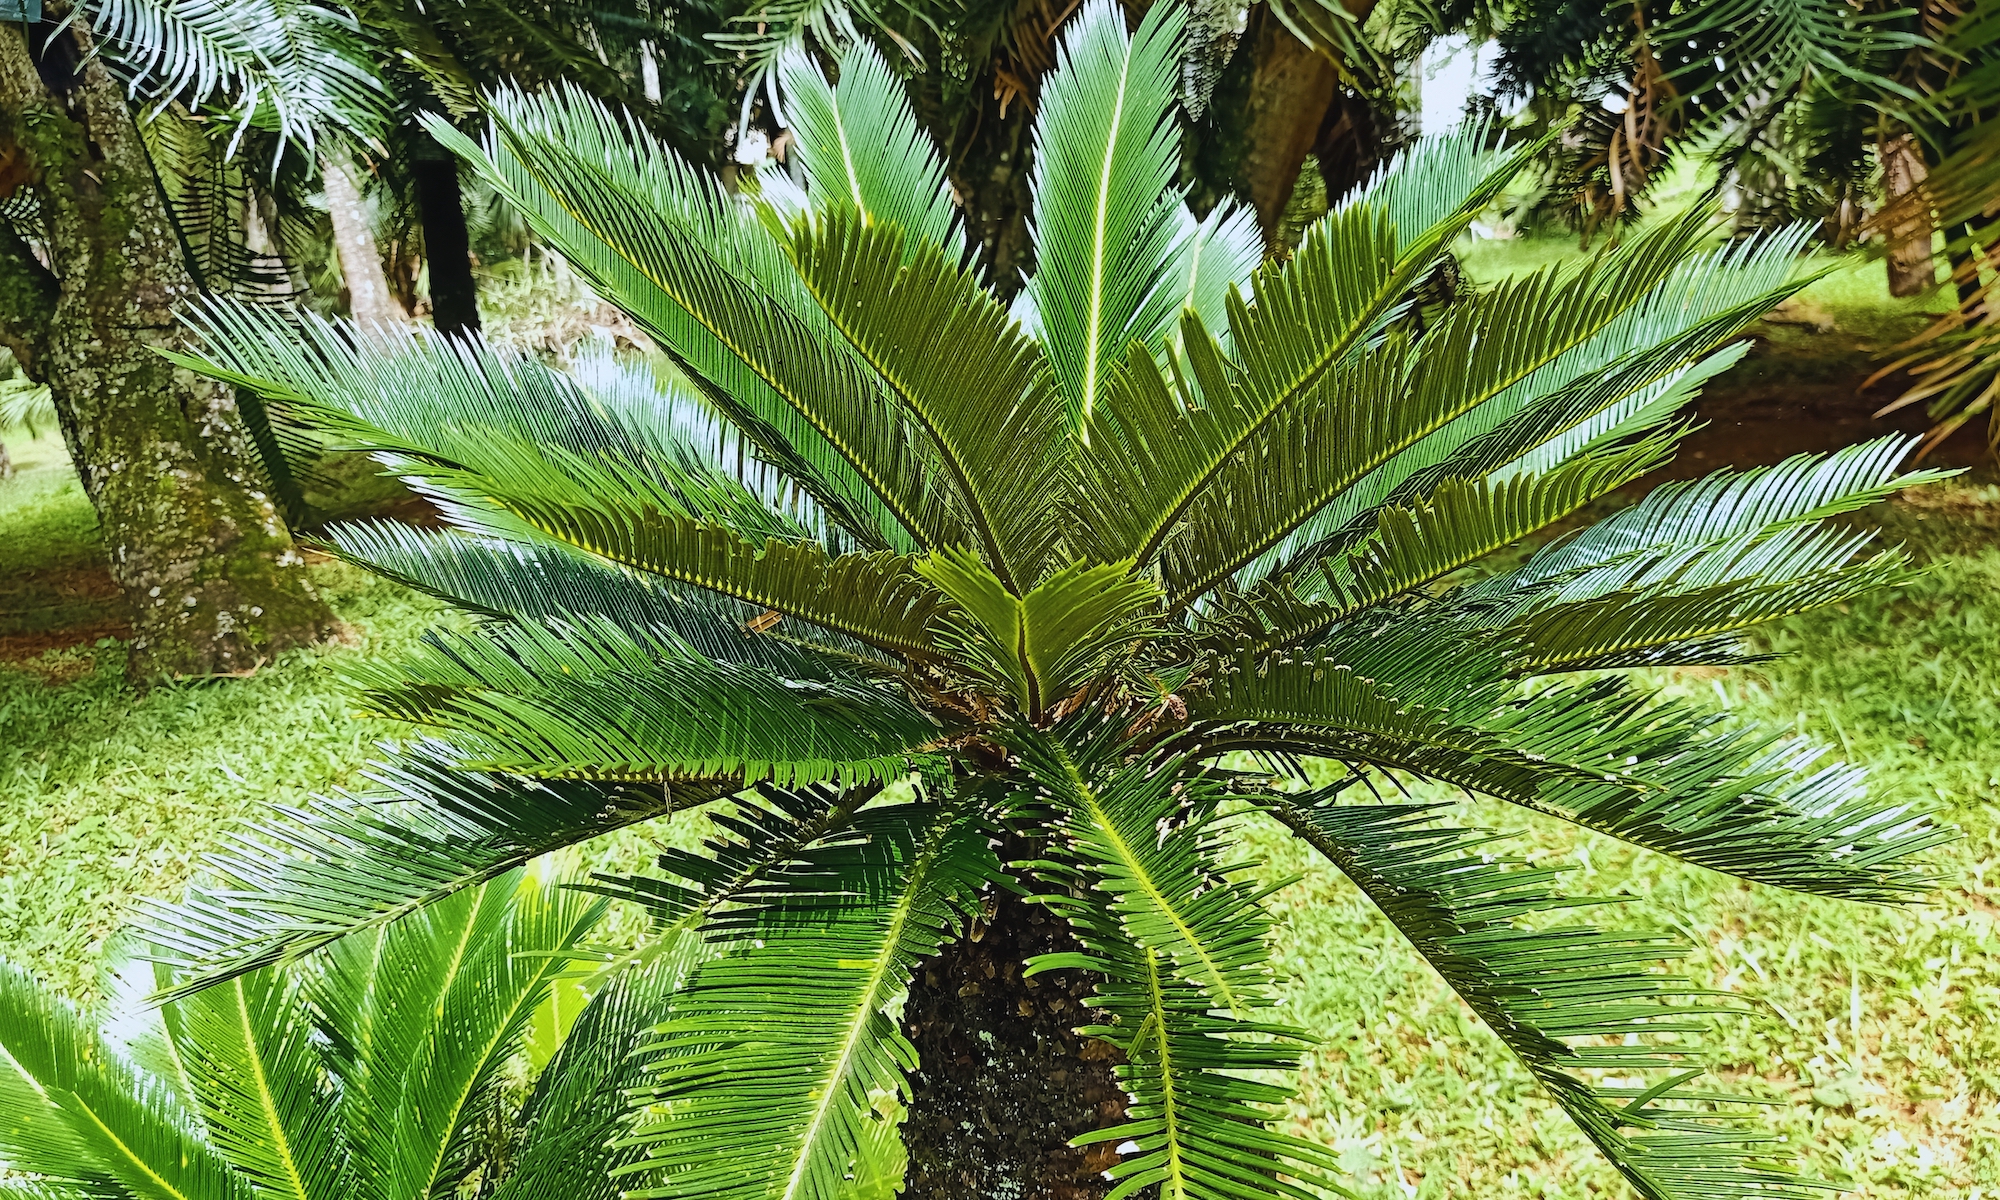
(143, 3, 1950, 1197)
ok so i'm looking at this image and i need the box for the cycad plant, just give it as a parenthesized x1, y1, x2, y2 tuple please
(0, 869, 659, 1200)
(150, 2, 1950, 1196)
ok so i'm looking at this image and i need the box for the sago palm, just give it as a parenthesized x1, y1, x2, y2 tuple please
(0, 869, 658, 1200)
(151, 2, 1949, 1195)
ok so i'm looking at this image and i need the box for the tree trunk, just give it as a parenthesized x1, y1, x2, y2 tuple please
(901, 875, 1127, 1198)
(0, 19, 333, 681)
(1880, 131, 1938, 297)
(324, 154, 405, 329)
(411, 145, 481, 337)
(0, 438, 11, 478)
(1188, 2, 1380, 250)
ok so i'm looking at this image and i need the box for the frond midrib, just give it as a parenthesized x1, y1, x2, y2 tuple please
(500, 143, 935, 552)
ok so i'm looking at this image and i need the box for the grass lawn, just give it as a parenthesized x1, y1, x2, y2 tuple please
(4, 396, 1998, 1193)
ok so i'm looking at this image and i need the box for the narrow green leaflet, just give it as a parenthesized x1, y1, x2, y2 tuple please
(1277, 800, 1825, 1200)
(166, 968, 344, 1200)
(618, 804, 999, 1200)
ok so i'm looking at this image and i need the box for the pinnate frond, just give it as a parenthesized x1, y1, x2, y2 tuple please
(787, 213, 1067, 590)
(0, 962, 252, 1200)
(1017, 738, 1339, 1200)
(1023, 0, 1188, 427)
(775, 41, 964, 263)
(618, 802, 1000, 1200)
(165, 968, 344, 1200)
(346, 616, 941, 784)
(429, 91, 961, 553)
(1195, 660, 1945, 901)
(1277, 799, 1830, 1200)
(135, 747, 702, 1000)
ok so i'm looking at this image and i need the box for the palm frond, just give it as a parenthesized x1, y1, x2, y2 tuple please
(344, 616, 942, 784)
(164, 967, 345, 1200)
(1023, 0, 1187, 427)
(1074, 130, 1532, 569)
(1311, 435, 1677, 623)
(321, 522, 892, 671)
(494, 950, 696, 1200)
(1016, 736, 1341, 1200)
(616, 802, 1000, 1200)
(1277, 799, 1827, 1200)
(1195, 658, 1945, 901)
(134, 747, 701, 1000)
(1157, 201, 1263, 358)
(84, 0, 389, 157)
(584, 780, 876, 933)
(774, 41, 964, 263)
(175, 302, 816, 544)
(427, 89, 962, 553)
(0, 962, 252, 1200)
(712, 0, 922, 118)
(174, 303, 954, 657)
(786, 213, 1067, 591)
(1657, 0, 1924, 125)
(1232, 222, 1815, 593)
(362, 871, 605, 1200)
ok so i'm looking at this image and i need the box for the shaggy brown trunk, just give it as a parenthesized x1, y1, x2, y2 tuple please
(412, 142, 481, 337)
(1880, 131, 1939, 297)
(323, 154, 404, 329)
(901, 875, 1127, 1198)
(0, 18, 333, 681)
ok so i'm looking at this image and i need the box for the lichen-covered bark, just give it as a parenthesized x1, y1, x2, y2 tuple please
(323, 154, 404, 329)
(902, 875, 1127, 1199)
(0, 19, 333, 680)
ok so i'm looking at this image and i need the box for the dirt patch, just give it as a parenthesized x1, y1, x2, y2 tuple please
(0, 564, 128, 661)
(1664, 338, 1989, 480)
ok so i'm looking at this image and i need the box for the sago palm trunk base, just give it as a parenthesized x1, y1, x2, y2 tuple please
(902, 881, 1127, 1199)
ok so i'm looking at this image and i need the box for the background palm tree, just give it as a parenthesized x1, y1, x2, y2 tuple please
(1872, 0, 2000, 450)
(0, 868, 643, 1200)
(133, 2, 1951, 1195)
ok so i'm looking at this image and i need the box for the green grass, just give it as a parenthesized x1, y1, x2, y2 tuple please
(1250, 483, 2000, 1198)
(2, 435, 1997, 1196)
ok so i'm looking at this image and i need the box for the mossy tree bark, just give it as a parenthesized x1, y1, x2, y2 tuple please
(0, 18, 334, 681)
